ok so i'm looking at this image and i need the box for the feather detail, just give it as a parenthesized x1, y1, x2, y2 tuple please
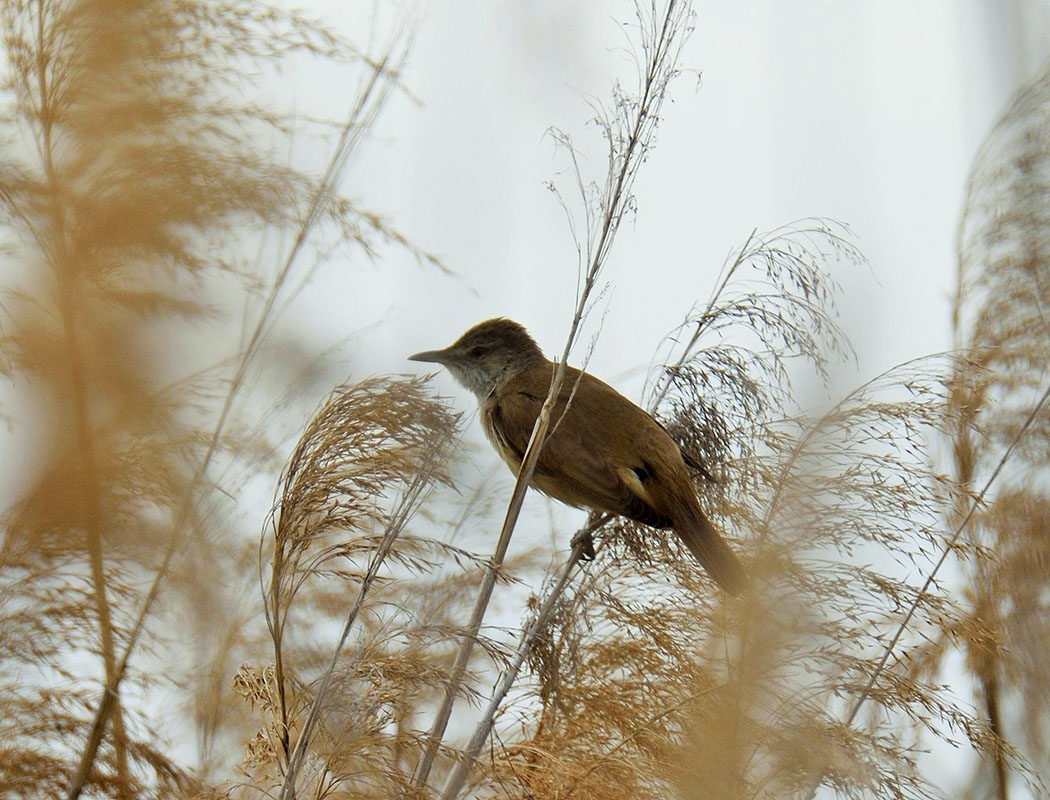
(480, 359, 746, 593)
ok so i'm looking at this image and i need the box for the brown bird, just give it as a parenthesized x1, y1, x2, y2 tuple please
(409, 318, 746, 594)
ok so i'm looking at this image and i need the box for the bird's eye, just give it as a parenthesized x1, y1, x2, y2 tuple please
(470, 345, 486, 358)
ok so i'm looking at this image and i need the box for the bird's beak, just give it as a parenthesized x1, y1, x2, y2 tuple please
(408, 348, 451, 364)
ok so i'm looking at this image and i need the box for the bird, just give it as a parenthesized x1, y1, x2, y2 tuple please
(408, 318, 746, 594)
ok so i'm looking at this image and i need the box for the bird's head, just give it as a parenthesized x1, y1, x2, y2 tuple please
(409, 318, 546, 399)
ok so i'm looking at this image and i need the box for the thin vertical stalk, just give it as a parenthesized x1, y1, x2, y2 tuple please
(438, 516, 607, 800)
(802, 377, 1050, 800)
(66, 41, 409, 799)
(981, 666, 1010, 800)
(30, 0, 130, 792)
(269, 544, 293, 761)
(411, 2, 688, 792)
(277, 450, 445, 800)
(409, 404, 558, 788)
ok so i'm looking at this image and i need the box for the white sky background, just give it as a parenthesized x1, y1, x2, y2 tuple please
(299, 0, 1050, 401)
(290, 0, 1050, 548)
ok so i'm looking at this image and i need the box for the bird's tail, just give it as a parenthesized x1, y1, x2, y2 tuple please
(673, 497, 747, 595)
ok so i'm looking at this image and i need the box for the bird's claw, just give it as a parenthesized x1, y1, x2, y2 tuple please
(571, 528, 596, 561)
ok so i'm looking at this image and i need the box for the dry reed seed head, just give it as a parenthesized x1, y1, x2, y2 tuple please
(251, 376, 485, 798)
(0, 0, 438, 795)
(267, 376, 461, 628)
(940, 63, 1050, 794)
(647, 220, 859, 407)
(511, 349, 990, 795)
(273, 376, 460, 550)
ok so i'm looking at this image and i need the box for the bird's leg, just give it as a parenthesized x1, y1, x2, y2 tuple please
(570, 511, 609, 561)
(570, 528, 595, 560)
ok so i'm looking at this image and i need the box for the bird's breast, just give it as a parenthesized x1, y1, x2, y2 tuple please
(480, 398, 590, 508)
(480, 402, 525, 472)
(527, 470, 594, 509)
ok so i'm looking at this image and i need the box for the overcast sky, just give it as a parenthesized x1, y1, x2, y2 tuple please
(274, 0, 1046, 530)
(284, 1, 1049, 399)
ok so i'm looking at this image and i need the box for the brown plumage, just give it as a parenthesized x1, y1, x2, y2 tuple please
(409, 318, 746, 594)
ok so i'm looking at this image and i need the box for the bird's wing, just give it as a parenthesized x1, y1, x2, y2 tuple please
(488, 366, 670, 526)
(652, 417, 715, 481)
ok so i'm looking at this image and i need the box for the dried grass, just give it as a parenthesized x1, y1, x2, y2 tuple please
(929, 59, 1050, 800)
(0, 0, 434, 797)
(2, 2, 1048, 800)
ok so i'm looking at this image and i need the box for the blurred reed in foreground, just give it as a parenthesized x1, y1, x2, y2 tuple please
(0, 0, 432, 796)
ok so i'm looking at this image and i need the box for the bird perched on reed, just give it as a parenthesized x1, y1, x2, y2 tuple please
(409, 318, 746, 594)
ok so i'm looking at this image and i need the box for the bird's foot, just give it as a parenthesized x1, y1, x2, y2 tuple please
(571, 528, 596, 561)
